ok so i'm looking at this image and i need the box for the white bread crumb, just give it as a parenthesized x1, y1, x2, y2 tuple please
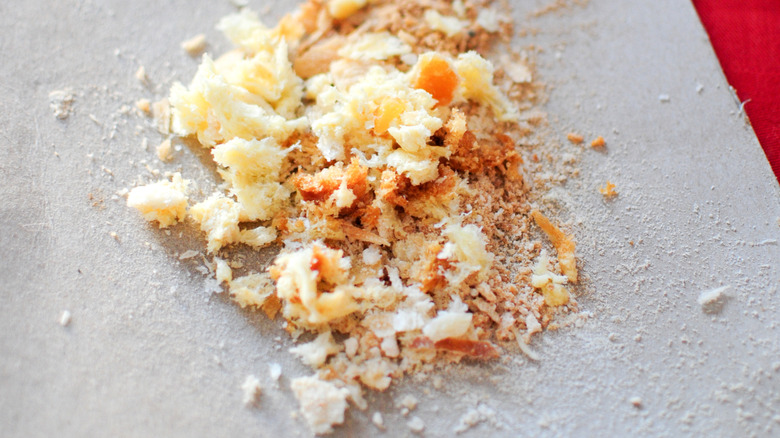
(291, 375, 350, 435)
(241, 374, 261, 406)
(269, 363, 282, 382)
(698, 285, 729, 314)
(372, 411, 385, 429)
(59, 310, 72, 327)
(407, 416, 425, 433)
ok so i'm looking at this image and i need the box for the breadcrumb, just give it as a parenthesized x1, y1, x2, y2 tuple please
(241, 374, 262, 406)
(181, 34, 207, 56)
(590, 135, 605, 148)
(59, 310, 72, 327)
(567, 132, 584, 144)
(599, 181, 617, 198)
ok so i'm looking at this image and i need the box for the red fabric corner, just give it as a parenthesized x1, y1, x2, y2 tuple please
(692, 0, 780, 182)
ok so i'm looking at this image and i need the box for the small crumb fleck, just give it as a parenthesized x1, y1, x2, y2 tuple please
(109, 231, 119, 241)
(157, 138, 173, 161)
(630, 396, 642, 408)
(698, 285, 729, 314)
(59, 310, 72, 326)
(566, 132, 584, 144)
(49, 89, 76, 120)
(136, 99, 151, 115)
(241, 374, 262, 407)
(590, 135, 606, 148)
(696, 83, 704, 94)
(152, 99, 171, 134)
(269, 363, 282, 381)
(407, 416, 425, 433)
(658, 94, 670, 103)
(181, 34, 208, 57)
(599, 181, 617, 198)
(608, 333, 617, 342)
(372, 411, 385, 429)
(397, 394, 419, 411)
(135, 66, 148, 84)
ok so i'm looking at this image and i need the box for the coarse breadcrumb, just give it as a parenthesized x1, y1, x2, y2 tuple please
(128, 0, 585, 434)
(590, 135, 605, 148)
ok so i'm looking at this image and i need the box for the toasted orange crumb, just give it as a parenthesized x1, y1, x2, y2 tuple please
(590, 135, 606, 148)
(413, 54, 459, 106)
(566, 132, 584, 144)
(531, 210, 578, 283)
(599, 181, 617, 198)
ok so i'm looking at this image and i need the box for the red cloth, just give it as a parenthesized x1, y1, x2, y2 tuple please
(693, 0, 780, 181)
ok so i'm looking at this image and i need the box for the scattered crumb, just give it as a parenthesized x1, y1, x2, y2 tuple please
(49, 89, 76, 120)
(630, 396, 642, 408)
(269, 363, 282, 382)
(181, 34, 207, 56)
(397, 394, 419, 411)
(696, 83, 704, 94)
(109, 231, 119, 241)
(136, 98, 151, 115)
(135, 66, 148, 84)
(152, 99, 171, 134)
(658, 94, 670, 103)
(407, 416, 425, 433)
(156, 138, 173, 161)
(241, 374, 262, 406)
(567, 132, 584, 144)
(599, 181, 617, 198)
(372, 411, 385, 429)
(590, 135, 605, 148)
(59, 310, 72, 327)
(698, 285, 730, 314)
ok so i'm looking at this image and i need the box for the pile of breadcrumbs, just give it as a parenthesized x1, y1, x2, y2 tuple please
(128, 0, 581, 434)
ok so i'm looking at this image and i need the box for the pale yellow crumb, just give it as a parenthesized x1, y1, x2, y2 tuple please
(135, 66, 148, 84)
(156, 138, 173, 161)
(181, 34, 207, 56)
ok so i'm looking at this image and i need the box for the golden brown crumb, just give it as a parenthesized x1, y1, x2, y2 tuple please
(566, 132, 584, 144)
(599, 181, 617, 198)
(590, 135, 605, 148)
